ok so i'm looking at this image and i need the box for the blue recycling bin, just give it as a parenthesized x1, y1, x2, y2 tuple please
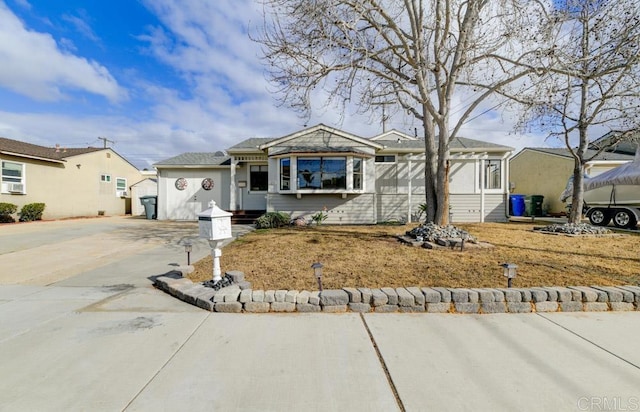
(510, 194, 526, 217)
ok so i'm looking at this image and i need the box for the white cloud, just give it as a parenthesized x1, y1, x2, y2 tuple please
(0, 2, 126, 102)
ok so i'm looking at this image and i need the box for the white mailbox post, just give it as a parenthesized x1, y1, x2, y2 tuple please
(198, 201, 233, 283)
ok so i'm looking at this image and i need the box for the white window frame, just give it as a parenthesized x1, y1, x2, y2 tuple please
(276, 155, 365, 194)
(479, 159, 503, 193)
(116, 177, 127, 197)
(1, 160, 26, 194)
(100, 174, 111, 183)
(249, 164, 268, 192)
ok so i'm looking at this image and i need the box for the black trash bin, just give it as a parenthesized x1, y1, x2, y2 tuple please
(525, 195, 544, 217)
(140, 195, 157, 219)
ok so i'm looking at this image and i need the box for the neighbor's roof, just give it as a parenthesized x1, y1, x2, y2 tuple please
(153, 152, 231, 167)
(519, 147, 634, 161)
(0, 137, 104, 163)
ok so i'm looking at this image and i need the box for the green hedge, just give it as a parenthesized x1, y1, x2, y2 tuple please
(19, 203, 45, 222)
(255, 211, 291, 229)
(0, 202, 17, 223)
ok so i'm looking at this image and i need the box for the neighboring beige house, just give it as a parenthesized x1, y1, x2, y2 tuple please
(0, 137, 144, 220)
(509, 147, 633, 214)
(155, 124, 514, 223)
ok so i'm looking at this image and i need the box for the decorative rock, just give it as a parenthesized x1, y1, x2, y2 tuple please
(399, 305, 426, 313)
(285, 290, 298, 303)
(297, 303, 321, 312)
(569, 286, 599, 302)
(467, 289, 479, 303)
(296, 290, 310, 304)
(271, 302, 296, 312)
(450, 289, 469, 303)
(275, 290, 287, 302)
(489, 289, 505, 302)
(244, 302, 270, 313)
(349, 303, 371, 313)
(225, 270, 245, 282)
(264, 290, 276, 303)
(195, 292, 216, 311)
(421, 288, 442, 303)
(309, 291, 320, 305)
(610, 302, 634, 311)
(427, 302, 451, 313)
(374, 305, 399, 313)
(358, 288, 373, 304)
(432, 287, 452, 303)
(239, 289, 252, 304)
(538, 287, 558, 302)
(343, 287, 361, 303)
(215, 302, 242, 313)
(481, 302, 506, 313)
(381, 288, 399, 305)
(322, 305, 347, 313)
(516, 289, 532, 302)
(583, 302, 609, 312)
(371, 289, 388, 306)
(454, 303, 480, 314)
(617, 286, 640, 304)
(612, 287, 635, 303)
(406, 287, 426, 305)
(560, 302, 583, 312)
(535, 301, 559, 312)
(507, 302, 532, 313)
(320, 289, 349, 306)
(396, 288, 415, 307)
(253, 290, 265, 303)
(237, 281, 252, 290)
(212, 291, 226, 303)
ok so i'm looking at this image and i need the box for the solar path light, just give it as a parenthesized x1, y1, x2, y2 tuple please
(198, 201, 233, 284)
(500, 263, 518, 288)
(184, 240, 192, 265)
(311, 262, 323, 292)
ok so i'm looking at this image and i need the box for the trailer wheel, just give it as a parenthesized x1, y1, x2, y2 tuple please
(613, 209, 637, 229)
(588, 209, 610, 226)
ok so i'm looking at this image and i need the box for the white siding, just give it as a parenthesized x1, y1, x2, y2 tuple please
(267, 193, 376, 224)
(157, 169, 230, 220)
(449, 193, 507, 223)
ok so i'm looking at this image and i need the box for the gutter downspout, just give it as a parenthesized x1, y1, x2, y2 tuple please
(407, 153, 413, 223)
(480, 159, 485, 223)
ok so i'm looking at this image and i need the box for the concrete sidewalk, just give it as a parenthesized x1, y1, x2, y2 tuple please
(1, 217, 639, 411)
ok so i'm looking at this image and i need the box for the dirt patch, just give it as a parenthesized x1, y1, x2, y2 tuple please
(188, 223, 640, 290)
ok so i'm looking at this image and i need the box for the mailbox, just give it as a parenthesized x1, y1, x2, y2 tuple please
(198, 201, 233, 241)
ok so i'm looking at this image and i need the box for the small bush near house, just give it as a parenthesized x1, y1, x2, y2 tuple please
(255, 211, 291, 229)
(19, 203, 45, 222)
(0, 202, 17, 223)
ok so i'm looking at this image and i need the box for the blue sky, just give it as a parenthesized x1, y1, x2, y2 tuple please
(0, 0, 546, 169)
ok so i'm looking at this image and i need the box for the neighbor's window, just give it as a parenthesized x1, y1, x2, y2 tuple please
(280, 158, 290, 190)
(375, 155, 396, 163)
(100, 174, 111, 183)
(484, 160, 502, 190)
(297, 157, 346, 190)
(353, 158, 363, 190)
(250, 165, 268, 191)
(116, 178, 127, 192)
(2, 161, 24, 184)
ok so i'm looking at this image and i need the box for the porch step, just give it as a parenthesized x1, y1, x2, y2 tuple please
(231, 210, 265, 225)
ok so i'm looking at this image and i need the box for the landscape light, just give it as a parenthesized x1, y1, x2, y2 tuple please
(311, 262, 323, 292)
(500, 263, 518, 288)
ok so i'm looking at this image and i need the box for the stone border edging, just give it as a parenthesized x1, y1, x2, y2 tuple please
(153, 268, 640, 314)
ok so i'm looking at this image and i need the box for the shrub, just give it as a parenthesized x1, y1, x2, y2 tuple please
(310, 211, 328, 226)
(0, 202, 17, 223)
(255, 211, 291, 229)
(19, 203, 45, 222)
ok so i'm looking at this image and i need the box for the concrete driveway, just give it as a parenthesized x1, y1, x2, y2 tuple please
(0, 217, 639, 411)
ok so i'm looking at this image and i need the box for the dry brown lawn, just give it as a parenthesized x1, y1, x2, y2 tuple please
(188, 223, 640, 290)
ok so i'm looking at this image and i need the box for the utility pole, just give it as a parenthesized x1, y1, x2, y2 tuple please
(97, 137, 115, 148)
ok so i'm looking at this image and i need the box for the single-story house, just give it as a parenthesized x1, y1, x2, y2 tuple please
(155, 124, 514, 224)
(509, 135, 636, 214)
(0, 137, 144, 220)
(130, 173, 158, 216)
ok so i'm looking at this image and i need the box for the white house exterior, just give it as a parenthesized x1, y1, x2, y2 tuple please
(155, 124, 514, 223)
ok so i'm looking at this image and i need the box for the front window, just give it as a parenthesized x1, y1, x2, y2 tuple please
(250, 165, 268, 191)
(280, 158, 290, 190)
(297, 157, 346, 190)
(353, 158, 363, 190)
(484, 160, 502, 189)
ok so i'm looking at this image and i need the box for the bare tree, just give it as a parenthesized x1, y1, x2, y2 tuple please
(510, 0, 640, 223)
(254, 0, 545, 224)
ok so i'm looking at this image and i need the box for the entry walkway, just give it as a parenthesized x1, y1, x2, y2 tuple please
(0, 217, 638, 411)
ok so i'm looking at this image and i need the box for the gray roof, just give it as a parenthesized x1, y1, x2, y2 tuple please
(523, 147, 634, 161)
(378, 136, 513, 151)
(227, 138, 276, 151)
(269, 146, 372, 156)
(154, 153, 231, 166)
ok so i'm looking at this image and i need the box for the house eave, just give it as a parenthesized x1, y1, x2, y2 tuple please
(0, 150, 66, 164)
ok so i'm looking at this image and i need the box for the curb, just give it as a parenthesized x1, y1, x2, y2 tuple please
(154, 268, 640, 314)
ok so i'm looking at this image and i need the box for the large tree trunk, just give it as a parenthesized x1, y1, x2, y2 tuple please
(422, 114, 438, 223)
(568, 158, 585, 224)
